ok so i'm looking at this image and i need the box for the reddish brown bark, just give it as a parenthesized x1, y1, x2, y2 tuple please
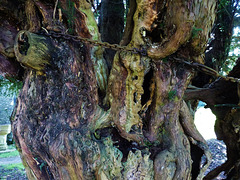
(0, 0, 221, 179)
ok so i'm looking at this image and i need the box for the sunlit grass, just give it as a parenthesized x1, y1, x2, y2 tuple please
(0, 163, 26, 178)
(0, 150, 19, 158)
(1, 163, 24, 170)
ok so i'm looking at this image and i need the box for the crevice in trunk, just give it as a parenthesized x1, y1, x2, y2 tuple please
(191, 143, 204, 180)
(145, 23, 164, 43)
(98, 88, 110, 110)
(99, 0, 124, 69)
(140, 68, 154, 132)
(18, 33, 30, 55)
(141, 69, 153, 107)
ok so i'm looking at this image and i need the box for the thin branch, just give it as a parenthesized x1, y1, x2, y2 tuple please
(203, 159, 234, 180)
(53, 0, 59, 21)
(120, 0, 136, 46)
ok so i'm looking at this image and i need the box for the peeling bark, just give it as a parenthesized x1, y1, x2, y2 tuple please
(14, 31, 53, 71)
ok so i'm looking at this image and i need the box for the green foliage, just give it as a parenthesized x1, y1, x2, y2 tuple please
(218, 0, 231, 12)
(59, 0, 76, 34)
(143, 139, 153, 147)
(158, 126, 166, 135)
(0, 76, 22, 97)
(220, 56, 236, 74)
(39, 161, 47, 171)
(168, 90, 177, 100)
(220, 26, 240, 74)
(0, 150, 19, 158)
(191, 27, 203, 38)
(3, 163, 25, 170)
(214, 1, 240, 75)
(162, 57, 168, 62)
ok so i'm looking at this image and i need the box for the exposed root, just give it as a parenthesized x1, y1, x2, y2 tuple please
(189, 137, 212, 180)
(180, 100, 206, 143)
(179, 100, 212, 179)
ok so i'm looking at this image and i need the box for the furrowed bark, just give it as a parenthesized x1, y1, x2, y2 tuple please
(105, 0, 216, 179)
(0, 0, 221, 179)
(13, 32, 99, 179)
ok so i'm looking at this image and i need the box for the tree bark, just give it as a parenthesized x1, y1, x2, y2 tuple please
(0, 0, 219, 179)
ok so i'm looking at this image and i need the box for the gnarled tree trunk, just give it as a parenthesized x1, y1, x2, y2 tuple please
(0, 0, 219, 179)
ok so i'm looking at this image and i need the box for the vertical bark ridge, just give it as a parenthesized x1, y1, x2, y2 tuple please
(12, 34, 100, 179)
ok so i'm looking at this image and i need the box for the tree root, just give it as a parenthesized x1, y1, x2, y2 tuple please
(179, 100, 212, 180)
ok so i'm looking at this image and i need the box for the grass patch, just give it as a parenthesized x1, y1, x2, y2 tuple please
(0, 150, 19, 158)
(0, 163, 27, 179)
(2, 163, 25, 170)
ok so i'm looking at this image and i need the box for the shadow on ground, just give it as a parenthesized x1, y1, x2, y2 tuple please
(0, 165, 27, 180)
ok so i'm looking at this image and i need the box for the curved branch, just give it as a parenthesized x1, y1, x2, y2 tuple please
(146, 0, 195, 60)
(147, 0, 216, 63)
(147, 22, 193, 60)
